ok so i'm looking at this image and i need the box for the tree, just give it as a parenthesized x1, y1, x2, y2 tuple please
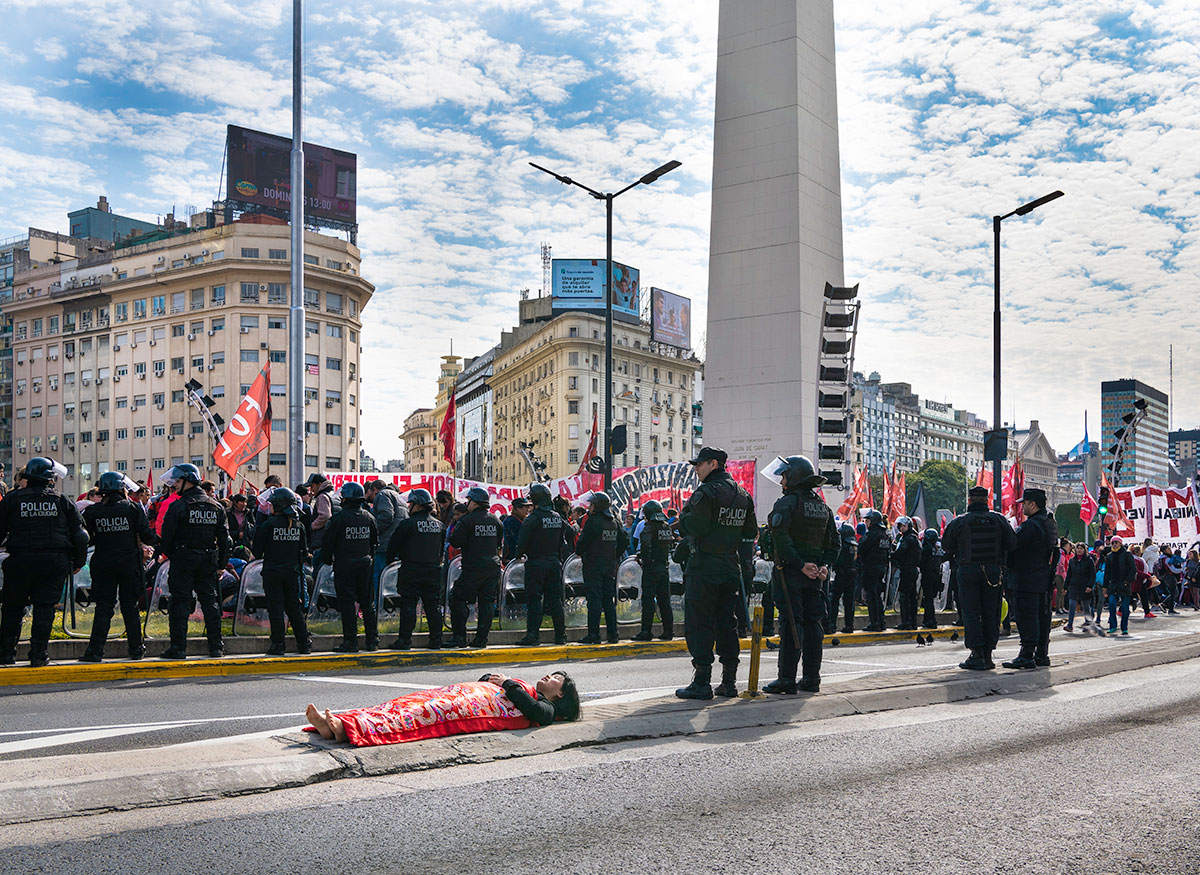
(905, 460, 970, 518)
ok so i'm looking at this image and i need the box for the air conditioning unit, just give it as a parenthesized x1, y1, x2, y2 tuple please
(208, 330, 216, 336)
(49, 355, 58, 361)
(130, 343, 137, 349)
(33, 385, 40, 392)
(155, 370, 164, 378)
(156, 403, 164, 410)
(187, 334, 196, 341)
(111, 266, 120, 274)
(137, 373, 145, 380)
(82, 379, 90, 386)
(96, 378, 104, 386)
(113, 376, 120, 383)
(240, 327, 250, 334)
(258, 283, 267, 292)
(168, 435, 175, 441)
(200, 249, 209, 256)
(81, 411, 88, 419)
(182, 253, 190, 260)
(247, 463, 258, 472)
(16, 388, 22, 395)
(65, 352, 74, 359)
(156, 255, 165, 263)
(176, 368, 184, 375)
(207, 364, 215, 371)
(113, 345, 121, 351)
(31, 411, 40, 418)
(17, 447, 24, 454)
(326, 400, 334, 408)
(149, 340, 156, 347)
(304, 399, 311, 406)
(259, 342, 268, 350)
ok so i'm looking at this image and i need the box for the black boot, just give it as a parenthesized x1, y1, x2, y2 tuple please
(1034, 650, 1051, 667)
(28, 607, 55, 667)
(79, 647, 104, 663)
(515, 632, 542, 647)
(0, 634, 17, 666)
(959, 648, 991, 671)
(797, 676, 820, 693)
(675, 664, 713, 700)
(632, 629, 654, 642)
(1002, 646, 1037, 670)
(552, 614, 567, 646)
(713, 663, 738, 697)
(763, 677, 797, 694)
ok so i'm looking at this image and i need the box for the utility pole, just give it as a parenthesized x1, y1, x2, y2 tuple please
(288, 0, 306, 490)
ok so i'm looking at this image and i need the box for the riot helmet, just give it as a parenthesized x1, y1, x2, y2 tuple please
(465, 486, 490, 506)
(269, 487, 300, 516)
(407, 488, 434, 510)
(97, 471, 127, 495)
(340, 481, 366, 502)
(167, 463, 202, 486)
(588, 491, 611, 513)
(895, 515, 912, 531)
(865, 509, 884, 526)
(25, 456, 65, 485)
(528, 482, 553, 508)
(839, 523, 856, 540)
(641, 499, 666, 522)
(761, 455, 825, 489)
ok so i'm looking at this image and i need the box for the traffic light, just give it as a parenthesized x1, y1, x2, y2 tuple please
(610, 425, 627, 456)
(1097, 486, 1109, 519)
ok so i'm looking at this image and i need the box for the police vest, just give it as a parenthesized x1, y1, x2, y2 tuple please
(959, 511, 1009, 565)
(770, 489, 832, 565)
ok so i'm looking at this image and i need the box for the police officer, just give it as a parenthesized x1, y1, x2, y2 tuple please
(858, 510, 891, 632)
(762, 456, 840, 695)
(159, 463, 232, 659)
(941, 486, 1016, 670)
(316, 481, 379, 653)
(0, 457, 88, 667)
(576, 491, 628, 644)
(384, 488, 444, 650)
(80, 472, 156, 662)
(919, 527, 946, 629)
(514, 483, 571, 647)
(1003, 487, 1059, 669)
(633, 499, 675, 642)
(676, 447, 757, 700)
(251, 487, 312, 656)
(891, 516, 921, 630)
(829, 523, 858, 634)
(447, 486, 502, 648)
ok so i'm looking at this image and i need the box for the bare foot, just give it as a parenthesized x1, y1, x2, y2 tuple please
(325, 709, 348, 743)
(305, 704, 333, 740)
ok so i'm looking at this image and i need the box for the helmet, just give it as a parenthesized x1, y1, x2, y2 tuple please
(641, 499, 666, 522)
(865, 509, 883, 525)
(407, 488, 433, 509)
(25, 457, 59, 484)
(856, 522, 867, 537)
(167, 463, 202, 486)
(924, 528, 939, 541)
(588, 491, 611, 512)
(763, 455, 825, 489)
(465, 486, 490, 505)
(269, 487, 300, 515)
(839, 523, 856, 539)
(895, 515, 911, 530)
(97, 471, 127, 494)
(340, 481, 366, 502)
(528, 482, 553, 507)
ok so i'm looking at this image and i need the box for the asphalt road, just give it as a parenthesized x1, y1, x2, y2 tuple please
(4, 653, 1199, 873)
(3, 610, 1199, 760)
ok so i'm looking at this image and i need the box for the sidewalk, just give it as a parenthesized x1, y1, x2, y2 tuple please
(4, 630, 1196, 826)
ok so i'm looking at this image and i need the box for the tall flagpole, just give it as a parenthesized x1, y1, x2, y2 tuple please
(287, 0, 306, 491)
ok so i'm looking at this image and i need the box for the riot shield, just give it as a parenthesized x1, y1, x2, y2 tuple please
(306, 564, 343, 636)
(561, 554, 588, 627)
(616, 556, 642, 623)
(501, 560, 526, 626)
(231, 560, 271, 637)
(376, 561, 402, 638)
(60, 548, 118, 639)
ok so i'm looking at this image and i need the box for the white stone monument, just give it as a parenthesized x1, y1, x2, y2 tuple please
(704, 0, 846, 507)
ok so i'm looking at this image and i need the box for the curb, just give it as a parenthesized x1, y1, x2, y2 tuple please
(0, 625, 972, 688)
(2, 631, 1194, 826)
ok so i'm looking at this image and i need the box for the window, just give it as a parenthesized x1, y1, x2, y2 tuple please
(211, 317, 224, 332)
(270, 382, 286, 396)
(240, 350, 260, 362)
(190, 321, 204, 334)
(269, 249, 286, 260)
(325, 457, 342, 470)
(326, 259, 342, 270)
(326, 390, 341, 403)
(326, 423, 341, 436)
(326, 324, 342, 338)
(303, 254, 319, 266)
(170, 423, 184, 435)
(192, 357, 204, 369)
(305, 320, 319, 336)
(568, 327, 578, 338)
(304, 288, 319, 309)
(268, 317, 285, 329)
(212, 385, 225, 397)
(271, 418, 286, 431)
(349, 329, 357, 342)
(350, 298, 357, 317)
(153, 426, 165, 437)
(211, 351, 225, 364)
(269, 453, 287, 466)
(240, 282, 259, 303)
(152, 295, 165, 316)
(569, 425, 579, 440)
(133, 330, 146, 344)
(568, 400, 580, 415)
(135, 427, 146, 438)
(305, 421, 319, 435)
(171, 291, 185, 313)
(49, 315, 59, 333)
(31, 318, 42, 337)
(191, 422, 204, 434)
(81, 432, 92, 444)
(171, 357, 184, 370)
(172, 324, 185, 337)
(134, 395, 147, 408)
(326, 292, 342, 314)
(241, 247, 260, 259)
(240, 315, 258, 329)
(325, 357, 341, 370)
(116, 428, 128, 440)
(568, 449, 579, 464)
(191, 288, 204, 310)
(211, 285, 225, 305)
(267, 282, 287, 304)
(568, 352, 579, 366)
(269, 350, 286, 363)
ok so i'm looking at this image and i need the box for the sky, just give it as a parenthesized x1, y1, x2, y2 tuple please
(1, 0, 1197, 466)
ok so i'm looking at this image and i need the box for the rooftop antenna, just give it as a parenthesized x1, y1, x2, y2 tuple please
(540, 242, 552, 297)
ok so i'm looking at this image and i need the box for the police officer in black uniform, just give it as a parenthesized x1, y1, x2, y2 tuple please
(159, 463, 231, 659)
(919, 527, 946, 629)
(762, 456, 840, 695)
(251, 487, 312, 656)
(448, 486, 502, 648)
(514, 482, 571, 647)
(891, 515, 921, 630)
(633, 499, 675, 642)
(576, 491, 629, 644)
(1004, 487, 1059, 669)
(941, 485, 1016, 670)
(316, 481, 379, 653)
(0, 457, 88, 667)
(858, 509, 891, 632)
(384, 488, 444, 650)
(829, 523, 858, 634)
(80, 472, 156, 662)
(675, 447, 757, 700)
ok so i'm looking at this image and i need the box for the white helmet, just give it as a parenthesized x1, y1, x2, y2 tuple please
(895, 515, 912, 530)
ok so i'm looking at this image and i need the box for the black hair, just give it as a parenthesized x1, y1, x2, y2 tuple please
(551, 671, 580, 722)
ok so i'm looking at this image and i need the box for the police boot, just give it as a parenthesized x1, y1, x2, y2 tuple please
(675, 664, 713, 700)
(552, 615, 567, 646)
(632, 628, 654, 642)
(28, 609, 55, 668)
(797, 676, 820, 693)
(763, 677, 797, 695)
(161, 601, 190, 659)
(713, 663, 738, 698)
(515, 631, 542, 647)
(1002, 646, 1037, 670)
(1034, 649, 1051, 667)
(363, 616, 379, 652)
(79, 646, 104, 663)
(333, 613, 359, 653)
(0, 635, 16, 666)
(958, 648, 992, 671)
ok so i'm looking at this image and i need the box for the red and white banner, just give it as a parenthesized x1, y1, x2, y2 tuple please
(1080, 481, 1098, 524)
(1097, 483, 1200, 552)
(214, 363, 271, 479)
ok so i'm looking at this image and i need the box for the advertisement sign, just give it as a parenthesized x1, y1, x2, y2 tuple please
(226, 124, 357, 225)
(650, 287, 691, 349)
(551, 259, 640, 323)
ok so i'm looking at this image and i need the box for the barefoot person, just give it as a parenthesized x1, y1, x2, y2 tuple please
(304, 670, 580, 745)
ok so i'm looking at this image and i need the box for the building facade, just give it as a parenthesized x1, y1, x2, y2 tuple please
(1169, 428, 1200, 467)
(1101, 379, 1169, 487)
(1011, 420, 1059, 496)
(851, 371, 895, 474)
(401, 408, 436, 474)
(7, 218, 372, 497)
(456, 347, 495, 482)
(918, 398, 984, 472)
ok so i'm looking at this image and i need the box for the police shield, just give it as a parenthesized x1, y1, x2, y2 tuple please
(560, 554, 589, 627)
(143, 561, 174, 640)
(306, 564, 343, 636)
(760, 456, 789, 487)
(231, 560, 270, 637)
(60, 548, 117, 640)
(501, 559, 526, 626)
(376, 561, 403, 637)
(616, 556, 642, 623)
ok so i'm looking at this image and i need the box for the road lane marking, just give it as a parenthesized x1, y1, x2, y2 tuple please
(280, 675, 430, 690)
(0, 711, 303, 739)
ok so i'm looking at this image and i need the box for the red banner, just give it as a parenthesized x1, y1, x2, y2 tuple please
(214, 363, 271, 479)
(1080, 481, 1097, 524)
(439, 391, 456, 467)
(891, 470, 907, 522)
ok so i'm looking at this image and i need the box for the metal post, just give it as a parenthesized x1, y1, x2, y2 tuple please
(604, 194, 614, 490)
(992, 215, 1002, 513)
(288, 0, 305, 491)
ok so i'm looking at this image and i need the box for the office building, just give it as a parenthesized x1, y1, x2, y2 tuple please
(1101, 379, 1169, 487)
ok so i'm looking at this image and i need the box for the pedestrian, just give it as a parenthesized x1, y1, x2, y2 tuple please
(919, 527, 946, 629)
(158, 464, 233, 660)
(858, 510, 891, 632)
(435, 490, 454, 527)
(828, 523, 858, 633)
(1003, 488, 1059, 669)
(1152, 549, 1178, 614)
(761, 456, 839, 695)
(1053, 537, 1070, 613)
(446, 487, 502, 648)
(1063, 542, 1096, 632)
(576, 492, 628, 645)
(503, 496, 531, 564)
(0, 457, 89, 667)
(1130, 544, 1155, 618)
(226, 493, 255, 551)
(315, 482, 379, 653)
(633, 499, 675, 642)
(514, 483, 571, 646)
(251, 488, 312, 656)
(891, 515, 921, 630)
(384, 488, 444, 650)
(1103, 535, 1136, 635)
(675, 447, 757, 700)
(1184, 549, 1200, 610)
(79, 472, 156, 662)
(364, 478, 407, 594)
(304, 473, 339, 554)
(941, 485, 1016, 670)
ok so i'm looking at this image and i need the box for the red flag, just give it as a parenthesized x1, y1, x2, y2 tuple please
(975, 467, 994, 509)
(891, 470, 907, 521)
(1001, 459, 1025, 524)
(214, 363, 272, 479)
(859, 465, 874, 509)
(881, 466, 893, 521)
(577, 409, 599, 475)
(1098, 469, 1133, 537)
(836, 465, 864, 520)
(439, 390, 456, 467)
(147, 466, 154, 492)
(1080, 481, 1098, 524)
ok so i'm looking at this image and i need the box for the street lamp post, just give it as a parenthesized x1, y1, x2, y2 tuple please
(991, 189, 1063, 512)
(529, 159, 681, 489)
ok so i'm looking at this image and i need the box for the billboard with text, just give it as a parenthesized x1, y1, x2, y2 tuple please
(650, 287, 691, 348)
(551, 259, 640, 323)
(226, 125, 357, 225)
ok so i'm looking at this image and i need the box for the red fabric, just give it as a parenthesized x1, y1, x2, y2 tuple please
(440, 391, 457, 466)
(153, 493, 178, 538)
(214, 363, 272, 479)
(324, 681, 537, 747)
(1080, 482, 1098, 524)
(577, 409, 599, 475)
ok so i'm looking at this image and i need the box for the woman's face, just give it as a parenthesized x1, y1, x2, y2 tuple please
(536, 672, 565, 700)
(1074, 544, 1085, 556)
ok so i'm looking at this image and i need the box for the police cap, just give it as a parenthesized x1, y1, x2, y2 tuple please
(968, 486, 990, 499)
(689, 447, 727, 466)
(1020, 487, 1047, 508)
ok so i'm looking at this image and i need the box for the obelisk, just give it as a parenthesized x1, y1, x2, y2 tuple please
(704, 0, 845, 508)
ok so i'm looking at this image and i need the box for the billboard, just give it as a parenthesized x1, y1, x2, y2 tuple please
(551, 259, 640, 323)
(226, 125, 357, 225)
(650, 287, 691, 349)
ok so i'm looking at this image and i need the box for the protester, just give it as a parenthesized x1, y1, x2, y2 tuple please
(1103, 536, 1136, 636)
(226, 493, 255, 550)
(1063, 542, 1095, 632)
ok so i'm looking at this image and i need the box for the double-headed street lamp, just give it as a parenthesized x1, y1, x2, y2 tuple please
(529, 159, 682, 489)
(989, 189, 1064, 512)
